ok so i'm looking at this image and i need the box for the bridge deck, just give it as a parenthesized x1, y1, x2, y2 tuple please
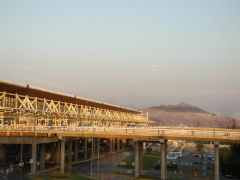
(0, 126, 239, 143)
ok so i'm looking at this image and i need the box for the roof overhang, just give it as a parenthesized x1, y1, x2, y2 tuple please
(0, 80, 141, 114)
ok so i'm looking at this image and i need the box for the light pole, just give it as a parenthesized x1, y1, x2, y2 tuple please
(19, 110, 24, 180)
(90, 118, 93, 178)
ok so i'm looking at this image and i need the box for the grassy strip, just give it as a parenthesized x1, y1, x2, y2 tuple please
(112, 172, 181, 180)
(119, 154, 159, 170)
(31, 172, 94, 180)
(144, 151, 161, 157)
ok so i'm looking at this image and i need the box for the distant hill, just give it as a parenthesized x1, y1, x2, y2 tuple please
(151, 102, 208, 113)
(142, 102, 237, 128)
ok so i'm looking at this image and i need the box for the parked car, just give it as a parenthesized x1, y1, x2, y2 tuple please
(167, 159, 178, 169)
(152, 159, 178, 169)
(175, 151, 182, 159)
(167, 152, 178, 160)
(193, 152, 200, 157)
(207, 152, 215, 159)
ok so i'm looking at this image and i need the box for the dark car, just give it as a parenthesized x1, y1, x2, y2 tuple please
(152, 159, 178, 169)
(193, 152, 200, 157)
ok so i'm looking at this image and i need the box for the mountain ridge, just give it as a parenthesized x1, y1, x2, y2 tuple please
(148, 102, 208, 114)
(141, 103, 237, 128)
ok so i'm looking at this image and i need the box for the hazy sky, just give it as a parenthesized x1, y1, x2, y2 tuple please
(0, 0, 240, 119)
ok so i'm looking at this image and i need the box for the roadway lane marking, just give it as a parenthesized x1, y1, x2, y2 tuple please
(28, 150, 126, 175)
(28, 155, 106, 175)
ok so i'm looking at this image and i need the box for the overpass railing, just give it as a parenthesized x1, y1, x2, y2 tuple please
(0, 126, 240, 142)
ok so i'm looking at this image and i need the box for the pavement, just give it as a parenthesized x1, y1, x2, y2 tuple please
(71, 150, 212, 180)
(72, 151, 134, 180)
(0, 171, 30, 180)
(1, 148, 239, 180)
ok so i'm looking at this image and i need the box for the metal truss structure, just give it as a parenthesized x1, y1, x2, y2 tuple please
(0, 91, 149, 127)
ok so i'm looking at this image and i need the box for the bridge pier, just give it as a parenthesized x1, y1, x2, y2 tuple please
(40, 144, 45, 170)
(109, 138, 113, 152)
(84, 138, 88, 160)
(121, 139, 125, 150)
(135, 140, 143, 177)
(67, 139, 72, 171)
(56, 142, 61, 165)
(122, 139, 125, 150)
(92, 138, 96, 157)
(31, 138, 37, 174)
(95, 138, 99, 157)
(117, 138, 120, 151)
(74, 140, 78, 162)
(124, 139, 126, 149)
(112, 138, 115, 152)
(214, 141, 220, 180)
(0, 144, 6, 164)
(160, 139, 168, 180)
(60, 139, 65, 174)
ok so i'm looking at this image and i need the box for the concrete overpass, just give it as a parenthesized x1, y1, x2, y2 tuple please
(0, 80, 240, 180)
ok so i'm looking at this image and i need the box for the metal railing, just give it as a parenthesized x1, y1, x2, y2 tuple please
(1, 125, 240, 142)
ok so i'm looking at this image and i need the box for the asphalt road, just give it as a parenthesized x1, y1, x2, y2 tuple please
(0, 171, 30, 180)
(72, 150, 212, 180)
(1, 149, 239, 180)
(72, 151, 134, 180)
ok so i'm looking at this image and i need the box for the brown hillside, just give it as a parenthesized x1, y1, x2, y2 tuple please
(142, 103, 235, 128)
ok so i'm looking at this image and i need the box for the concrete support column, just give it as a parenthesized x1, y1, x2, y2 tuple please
(135, 141, 143, 177)
(131, 140, 134, 147)
(122, 139, 125, 150)
(143, 142, 146, 150)
(95, 138, 99, 157)
(124, 139, 127, 150)
(92, 138, 95, 157)
(60, 139, 65, 174)
(67, 140, 72, 171)
(139, 142, 143, 176)
(74, 141, 78, 162)
(112, 138, 115, 152)
(109, 138, 113, 152)
(56, 142, 61, 165)
(160, 139, 168, 180)
(0, 145, 6, 163)
(84, 138, 88, 160)
(31, 138, 37, 174)
(214, 141, 220, 180)
(117, 138, 120, 151)
(40, 144, 45, 170)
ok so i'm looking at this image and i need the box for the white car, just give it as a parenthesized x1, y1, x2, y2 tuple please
(175, 151, 183, 159)
(167, 152, 178, 160)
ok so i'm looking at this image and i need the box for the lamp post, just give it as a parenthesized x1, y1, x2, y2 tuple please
(90, 117, 93, 178)
(19, 110, 24, 180)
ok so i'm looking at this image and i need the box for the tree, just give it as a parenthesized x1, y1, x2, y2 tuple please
(195, 141, 203, 152)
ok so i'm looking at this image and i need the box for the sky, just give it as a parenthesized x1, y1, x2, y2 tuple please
(0, 0, 240, 119)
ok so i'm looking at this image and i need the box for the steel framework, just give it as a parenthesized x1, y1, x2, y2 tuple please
(0, 91, 149, 127)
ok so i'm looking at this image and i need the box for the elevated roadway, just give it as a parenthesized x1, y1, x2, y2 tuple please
(0, 126, 240, 143)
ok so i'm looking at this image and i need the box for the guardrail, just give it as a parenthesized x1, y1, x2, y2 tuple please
(0, 126, 240, 142)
